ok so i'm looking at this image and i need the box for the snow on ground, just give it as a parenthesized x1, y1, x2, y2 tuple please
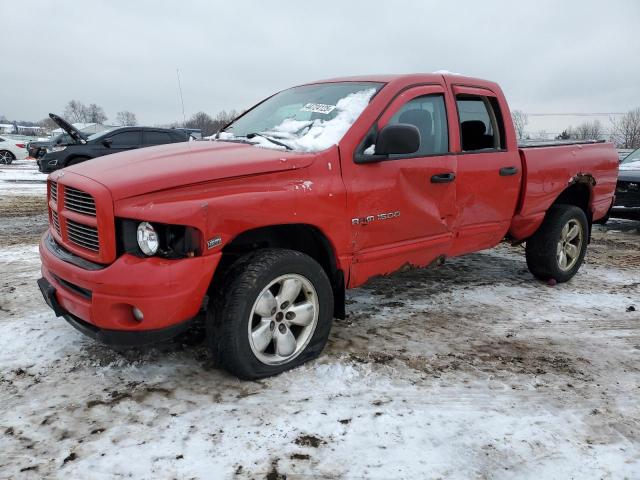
(0, 191, 639, 478)
(0, 159, 47, 196)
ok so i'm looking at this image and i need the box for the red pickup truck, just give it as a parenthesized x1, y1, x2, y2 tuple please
(38, 73, 618, 379)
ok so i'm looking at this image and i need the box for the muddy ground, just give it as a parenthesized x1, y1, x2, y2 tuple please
(0, 193, 639, 479)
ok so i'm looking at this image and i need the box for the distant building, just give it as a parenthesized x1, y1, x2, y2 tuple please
(0, 124, 44, 134)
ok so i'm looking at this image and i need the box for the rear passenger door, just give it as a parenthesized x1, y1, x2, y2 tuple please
(143, 130, 175, 147)
(449, 86, 522, 256)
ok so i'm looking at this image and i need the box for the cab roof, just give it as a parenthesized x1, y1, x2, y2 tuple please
(300, 72, 500, 93)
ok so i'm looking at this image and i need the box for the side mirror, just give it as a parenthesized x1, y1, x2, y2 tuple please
(102, 138, 113, 148)
(375, 124, 420, 156)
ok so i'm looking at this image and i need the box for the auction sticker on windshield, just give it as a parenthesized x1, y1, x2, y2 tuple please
(301, 103, 336, 114)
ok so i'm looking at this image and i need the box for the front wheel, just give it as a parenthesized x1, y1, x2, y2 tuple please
(207, 249, 333, 379)
(0, 150, 15, 165)
(525, 204, 588, 283)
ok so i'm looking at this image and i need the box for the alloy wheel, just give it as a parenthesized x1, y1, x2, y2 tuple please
(556, 219, 583, 271)
(247, 274, 319, 365)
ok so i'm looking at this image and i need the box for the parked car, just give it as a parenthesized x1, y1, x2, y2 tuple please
(37, 113, 189, 173)
(0, 135, 28, 164)
(37, 73, 618, 379)
(611, 148, 640, 220)
(617, 149, 634, 162)
(27, 133, 75, 159)
(173, 127, 203, 139)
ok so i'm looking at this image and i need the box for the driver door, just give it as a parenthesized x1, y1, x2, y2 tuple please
(343, 85, 458, 287)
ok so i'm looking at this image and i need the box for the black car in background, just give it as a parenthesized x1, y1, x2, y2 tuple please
(611, 148, 640, 220)
(37, 114, 189, 173)
(28, 132, 77, 159)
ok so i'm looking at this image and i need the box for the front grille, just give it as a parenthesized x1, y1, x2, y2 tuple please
(51, 210, 61, 236)
(50, 181, 58, 203)
(64, 186, 96, 216)
(67, 219, 100, 252)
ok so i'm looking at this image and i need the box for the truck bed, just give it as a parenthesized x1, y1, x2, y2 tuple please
(518, 139, 606, 149)
(508, 141, 619, 240)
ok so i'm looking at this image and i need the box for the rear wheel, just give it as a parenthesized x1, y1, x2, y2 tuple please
(207, 249, 333, 379)
(0, 150, 15, 165)
(525, 204, 588, 283)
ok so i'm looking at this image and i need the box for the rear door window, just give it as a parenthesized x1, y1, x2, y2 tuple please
(456, 95, 505, 151)
(144, 131, 173, 146)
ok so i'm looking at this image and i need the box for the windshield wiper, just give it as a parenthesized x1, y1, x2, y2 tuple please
(246, 132, 293, 150)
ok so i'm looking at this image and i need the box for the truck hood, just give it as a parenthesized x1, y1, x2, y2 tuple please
(64, 140, 316, 200)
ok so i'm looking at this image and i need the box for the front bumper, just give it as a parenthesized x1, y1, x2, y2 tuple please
(39, 231, 220, 342)
(37, 277, 194, 346)
(37, 154, 62, 173)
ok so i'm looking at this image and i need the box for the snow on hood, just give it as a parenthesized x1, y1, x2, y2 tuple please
(214, 88, 376, 153)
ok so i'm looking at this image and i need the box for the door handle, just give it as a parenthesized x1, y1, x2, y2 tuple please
(499, 166, 519, 176)
(431, 172, 456, 184)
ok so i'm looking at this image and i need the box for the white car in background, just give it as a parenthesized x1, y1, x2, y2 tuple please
(0, 136, 28, 164)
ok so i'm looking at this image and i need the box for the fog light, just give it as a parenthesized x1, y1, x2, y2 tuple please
(132, 307, 144, 322)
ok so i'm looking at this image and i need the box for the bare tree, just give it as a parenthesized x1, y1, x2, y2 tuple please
(64, 100, 88, 123)
(86, 104, 108, 124)
(511, 110, 528, 140)
(116, 111, 138, 126)
(185, 111, 216, 137)
(567, 120, 603, 140)
(177, 110, 240, 137)
(39, 117, 58, 132)
(610, 108, 640, 149)
(63, 100, 108, 124)
(212, 109, 239, 133)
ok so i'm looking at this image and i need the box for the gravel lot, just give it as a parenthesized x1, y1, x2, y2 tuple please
(1, 163, 639, 479)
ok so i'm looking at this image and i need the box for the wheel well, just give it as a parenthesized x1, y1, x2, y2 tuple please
(214, 224, 345, 319)
(551, 180, 593, 240)
(552, 181, 591, 218)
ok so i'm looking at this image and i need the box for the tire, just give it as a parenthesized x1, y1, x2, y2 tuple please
(525, 204, 588, 283)
(207, 248, 334, 379)
(0, 150, 15, 165)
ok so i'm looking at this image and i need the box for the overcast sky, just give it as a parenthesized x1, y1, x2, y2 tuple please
(3, 0, 639, 134)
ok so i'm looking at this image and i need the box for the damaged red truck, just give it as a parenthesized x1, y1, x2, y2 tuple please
(38, 73, 618, 379)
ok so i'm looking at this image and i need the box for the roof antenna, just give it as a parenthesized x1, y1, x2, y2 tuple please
(176, 68, 187, 127)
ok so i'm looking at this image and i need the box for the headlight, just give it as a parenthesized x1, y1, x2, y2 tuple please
(119, 219, 202, 258)
(137, 222, 159, 256)
(51, 145, 67, 152)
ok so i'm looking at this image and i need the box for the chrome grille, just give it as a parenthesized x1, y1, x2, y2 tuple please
(64, 186, 96, 216)
(66, 219, 99, 252)
(50, 181, 58, 203)
(51, 210, 61, 236)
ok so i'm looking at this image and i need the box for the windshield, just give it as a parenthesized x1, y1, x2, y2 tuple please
(87, 128, 118, 141)
(621, 148, 640, 168)
(219, 81, 384, 152)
